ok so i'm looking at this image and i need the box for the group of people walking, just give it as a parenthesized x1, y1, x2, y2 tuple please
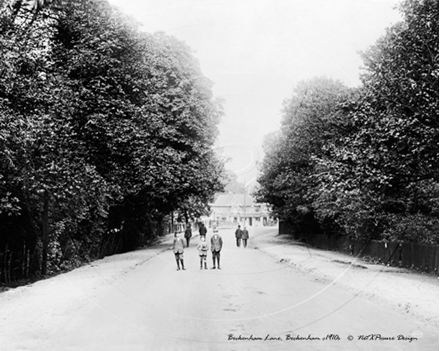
(234, 225, 249, 248)
(172, 223, 249, 271)
(172, 223, 223, 271)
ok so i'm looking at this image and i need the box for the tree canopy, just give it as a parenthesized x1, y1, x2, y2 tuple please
(0, 0, 225, 281)
(256, 0, 438, 244)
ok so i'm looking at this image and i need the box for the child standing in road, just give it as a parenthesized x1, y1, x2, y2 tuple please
(172, 232, 186, 271)
(197, 236, 209, 269)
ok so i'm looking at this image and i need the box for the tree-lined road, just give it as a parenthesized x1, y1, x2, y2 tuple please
(39, 227, 436, 351)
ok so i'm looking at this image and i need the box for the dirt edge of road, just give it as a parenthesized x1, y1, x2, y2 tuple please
(250, 231, 438, 331)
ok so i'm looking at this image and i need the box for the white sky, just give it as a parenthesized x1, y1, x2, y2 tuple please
(108, 0, 402, 184)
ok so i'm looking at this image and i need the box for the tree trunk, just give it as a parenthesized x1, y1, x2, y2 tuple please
(184, 210, 189, 227)
(42, 189, 49, 275)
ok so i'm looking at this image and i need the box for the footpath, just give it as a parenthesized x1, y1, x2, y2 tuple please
(0, 237, 174, 351)
(249, 229, 439, 330)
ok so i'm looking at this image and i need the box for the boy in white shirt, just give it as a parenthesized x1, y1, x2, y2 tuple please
(197, 236, 209, 270)
(172, 232, 186, 270)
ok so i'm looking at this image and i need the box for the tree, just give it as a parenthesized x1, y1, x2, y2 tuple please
(0, 1, 113, 275)
(312, 0, 438, 243)
(256, 77, 349, 235)
(0, 0, 225, 281)
(221, 170, 245, 194)
(358, 0, 438, 188)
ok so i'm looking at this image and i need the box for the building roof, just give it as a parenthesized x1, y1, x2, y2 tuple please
(211, 193, 257, 207)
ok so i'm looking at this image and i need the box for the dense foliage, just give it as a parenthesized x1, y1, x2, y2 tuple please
(256, 0, 438, 244)
(0, 0, 224, 282)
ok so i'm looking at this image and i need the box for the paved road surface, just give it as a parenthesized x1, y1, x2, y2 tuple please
(44, 227, 436, 351)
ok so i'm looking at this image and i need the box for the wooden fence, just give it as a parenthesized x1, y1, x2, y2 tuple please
(279, 221, 439, 274)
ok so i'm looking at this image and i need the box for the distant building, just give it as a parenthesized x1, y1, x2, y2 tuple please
(208, 193, 274, 227)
